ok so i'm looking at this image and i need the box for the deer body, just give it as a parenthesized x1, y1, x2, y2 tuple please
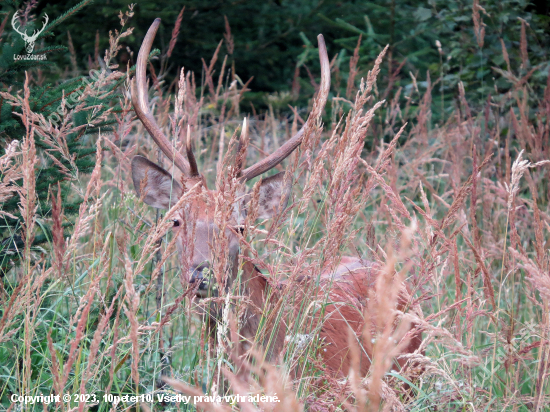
(130, 19, 421, 380)
(202, 254, 421, 376)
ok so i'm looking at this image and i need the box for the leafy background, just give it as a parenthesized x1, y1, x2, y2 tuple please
(10, 0, 550, 113)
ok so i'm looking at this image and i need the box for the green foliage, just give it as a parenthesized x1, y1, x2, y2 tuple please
(318, 0, 549, 120)
(0, 0, 120, 275)
(35, 0, 550, 115)
(0, 0, 95, 86)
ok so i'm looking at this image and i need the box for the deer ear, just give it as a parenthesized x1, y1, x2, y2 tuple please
(255, 172, 292, 219)
(131, 155, 183, 209)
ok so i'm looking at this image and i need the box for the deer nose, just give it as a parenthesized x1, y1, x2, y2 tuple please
(190, 264, 211, 291)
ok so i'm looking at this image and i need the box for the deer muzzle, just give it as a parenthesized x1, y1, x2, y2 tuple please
(189, 266, 217, 298)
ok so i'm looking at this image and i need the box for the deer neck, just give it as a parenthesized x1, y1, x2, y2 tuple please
(230, 254, 286, 359)
(232, 256, 269, 313)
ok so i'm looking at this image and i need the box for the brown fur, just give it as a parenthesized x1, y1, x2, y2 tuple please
(131, 157, 422, 379)
(225, 257, 422, 377)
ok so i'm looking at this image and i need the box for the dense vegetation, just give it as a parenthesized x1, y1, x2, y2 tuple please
(6, 0, 550, 107)
(1, 0, 550, 411)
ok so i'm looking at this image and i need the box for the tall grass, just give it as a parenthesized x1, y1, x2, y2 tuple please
(1, 8, 550, 412)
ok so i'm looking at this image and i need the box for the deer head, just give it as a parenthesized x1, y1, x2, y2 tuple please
(131, 19, 330, 296)
(12, 11, 49, 54)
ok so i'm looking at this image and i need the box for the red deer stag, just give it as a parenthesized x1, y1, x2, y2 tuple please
(131, 18, 422, 378)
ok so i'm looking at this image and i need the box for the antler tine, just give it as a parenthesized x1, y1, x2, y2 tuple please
(132, 18, 191, 176)
(12, 12, 25, 36)
(240, 34, 330, 182)
(31, 14, 48, 38)
(186, 125, 200, 177)
(29, 14, 48, 38)
(235, 117, 248, 176)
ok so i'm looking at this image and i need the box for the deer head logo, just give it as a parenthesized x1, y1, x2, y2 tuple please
(12, 11, 49, 54)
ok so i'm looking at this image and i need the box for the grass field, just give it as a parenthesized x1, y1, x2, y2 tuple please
(1, 12, 550, 412)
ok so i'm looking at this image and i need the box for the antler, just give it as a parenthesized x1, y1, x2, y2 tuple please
(133, 19, 329, 179)
(132, 18, 192, 176)
(27, 14, 49, 42)
(239, 34, 331, 182)
(11, 12, 27, 38)
(186, 125, 200, 177)
(11, 12, 48, 40)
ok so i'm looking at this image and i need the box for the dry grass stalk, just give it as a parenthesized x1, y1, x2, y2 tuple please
(202, 39, 224, 103)
(4, 11, 550, 412)
(346, 34, 362, 99)
(167, 6, 185, 58)
(224, 15, 234, 56)
(519, 18, 529, 69)
(0, 140, 22, 219)
(472, 0, 487, 48)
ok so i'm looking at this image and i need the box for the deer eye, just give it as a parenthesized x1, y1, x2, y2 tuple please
(173, 219, 180, 227)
